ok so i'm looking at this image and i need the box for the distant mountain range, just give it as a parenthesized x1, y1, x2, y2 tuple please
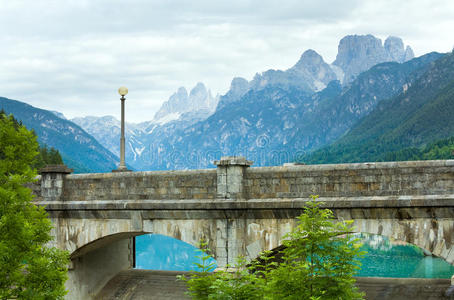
(302, 51, 454, 163)
(2, 34, 452, 172)
(71, 82, 218, 162)
(72, 34, 427, 170)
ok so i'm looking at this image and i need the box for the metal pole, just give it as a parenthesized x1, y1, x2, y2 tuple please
(113, 86, 130, 172)
(119, 95, 126, 170)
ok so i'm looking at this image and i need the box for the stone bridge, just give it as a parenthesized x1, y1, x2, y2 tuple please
(32, 157, 454, 299)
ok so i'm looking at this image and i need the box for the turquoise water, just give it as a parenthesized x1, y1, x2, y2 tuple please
(356, 233, 454, 278)
(135, 233, 454, 278)
(135, 234, 216, 271)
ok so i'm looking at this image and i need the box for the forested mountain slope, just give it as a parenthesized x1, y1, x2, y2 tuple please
(0, 97, 120, 173)
(303, 51, 454, 164)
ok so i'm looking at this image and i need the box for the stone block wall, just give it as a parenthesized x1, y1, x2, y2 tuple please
(244, 160, 454, 199)
(37, 159, 454, 203)
(62, 170, 217, 201)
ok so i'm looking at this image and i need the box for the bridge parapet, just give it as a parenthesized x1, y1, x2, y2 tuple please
(61, 169, 217, 201)
(244, 160, 454, 199)
(37, 159, 454, 203)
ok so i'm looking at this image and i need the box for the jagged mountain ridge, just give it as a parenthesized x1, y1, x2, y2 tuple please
(153, 82, 219, 124)
(138, 52, 441, 170)
(217, 35, 413, 110)
(70, 115, 148, 159)
(71, 82, 218, 163)
(303, 51, 454, 164)
(333, 35, 414, 83)
(287, 51, 443, 152)
(73, 34, 423, 171)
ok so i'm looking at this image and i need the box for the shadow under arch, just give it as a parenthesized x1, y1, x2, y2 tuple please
(70, 231, 148, 259)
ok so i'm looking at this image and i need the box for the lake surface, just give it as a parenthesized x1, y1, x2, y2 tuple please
(135, 234, 216, 271)
(355, 233, 454, 278)
(135, 233, 454, 278)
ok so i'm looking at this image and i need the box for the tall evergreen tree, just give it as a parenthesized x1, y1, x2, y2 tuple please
(34, 145, 64, 170)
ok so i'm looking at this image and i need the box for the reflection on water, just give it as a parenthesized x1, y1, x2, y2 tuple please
(135, 233, 454, 278)
(356, 233, 454, 278)
(135, 234, 217, 271)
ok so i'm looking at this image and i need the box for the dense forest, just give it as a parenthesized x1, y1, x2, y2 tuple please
(1, 110, 63, 170)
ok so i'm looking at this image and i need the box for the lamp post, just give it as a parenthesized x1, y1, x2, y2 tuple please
(113, 86, 130, 172)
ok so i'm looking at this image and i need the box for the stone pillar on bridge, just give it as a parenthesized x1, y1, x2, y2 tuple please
(214, 156, 253, 200)
(39, 165, 73, 201)
(214, 156, 253, 267)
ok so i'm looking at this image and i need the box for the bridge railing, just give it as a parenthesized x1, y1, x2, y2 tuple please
(33, 158, 454, 203)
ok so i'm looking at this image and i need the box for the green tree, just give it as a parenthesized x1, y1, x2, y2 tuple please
(180, 196, 365, 300)
(0, 112, 69, 299)
(34, 145, 64, 170)
(264, 199, 364, 299)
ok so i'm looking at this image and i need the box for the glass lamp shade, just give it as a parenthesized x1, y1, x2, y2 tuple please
(118, 86, 128, 96)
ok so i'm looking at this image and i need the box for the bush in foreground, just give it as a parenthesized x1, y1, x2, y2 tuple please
(179, 196, 365, 300)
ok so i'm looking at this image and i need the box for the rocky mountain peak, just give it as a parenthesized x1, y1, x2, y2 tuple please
(189, 82, 207, 97)
(294, 49, 324, 67)
(153, 82, 219, 124)
(189, 82, 210, 106)
(230, 77, 249, 94)
(333, 34, 414, 83)
(384, 36, 414, 63)
(176, 86, 188, 98)
(404, 46, 415, 61)
(289, 49, 338, 90)
(216, 77, 250, 110)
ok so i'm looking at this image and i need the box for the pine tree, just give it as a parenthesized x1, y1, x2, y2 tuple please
(34, 145, 64, 170)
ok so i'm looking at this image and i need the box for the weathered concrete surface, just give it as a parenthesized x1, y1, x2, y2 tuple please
(63, 169, 217, 201)
(67, 238, 133, 300)
(33, 159, 454, 203)
(214, 156, 253, 199)
(43, 198, 454, 265)
(32, 158, 454, 299)
(96, 270, 454, 300)
(244, 160, 454, 198)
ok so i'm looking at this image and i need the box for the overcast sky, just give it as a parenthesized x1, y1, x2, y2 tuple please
(1, 0, 453, 122)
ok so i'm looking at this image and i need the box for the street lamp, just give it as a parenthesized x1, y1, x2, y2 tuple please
(113, 86, 130, 172)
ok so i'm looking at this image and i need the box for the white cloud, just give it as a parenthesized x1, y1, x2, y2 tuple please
(0, 0, 453, 121)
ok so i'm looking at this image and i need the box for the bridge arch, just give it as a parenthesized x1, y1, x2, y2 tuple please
(241, 217, 454, 265)
(248, 232, 454, 282)
(70, 232, 145, 259)
(50, 216, 221, 261)
(350, 219, 454, 262)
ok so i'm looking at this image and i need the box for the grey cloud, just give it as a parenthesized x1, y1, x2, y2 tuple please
(0, 0, 453, 121)
(0, 0, 361, 39)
